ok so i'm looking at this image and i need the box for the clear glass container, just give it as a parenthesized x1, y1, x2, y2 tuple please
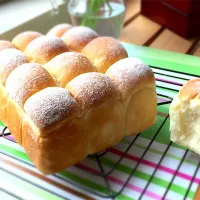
(67, 0, 126, 39)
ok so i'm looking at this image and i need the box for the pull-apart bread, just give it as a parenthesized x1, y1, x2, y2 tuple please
(170, 78, 200, 154)
(0, 29, 157, 174)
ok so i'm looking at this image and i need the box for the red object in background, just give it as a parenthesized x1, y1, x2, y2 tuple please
(141, 0, 200, 39)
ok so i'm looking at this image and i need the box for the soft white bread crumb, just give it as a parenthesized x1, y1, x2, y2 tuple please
(170, 78, 200, 154)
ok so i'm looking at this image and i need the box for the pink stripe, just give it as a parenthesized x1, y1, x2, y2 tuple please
(110, 148, 200, 184)
(77, 163, 166, 200)
(157, 97, 169, 102)
(156, 77, 183, 86)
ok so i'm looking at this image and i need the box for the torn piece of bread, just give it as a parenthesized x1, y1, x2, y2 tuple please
(170, 78, 200, 154)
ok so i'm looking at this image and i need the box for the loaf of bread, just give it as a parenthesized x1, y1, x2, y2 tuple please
(0, 26, 157, 174)
(170, 78, 200, 154)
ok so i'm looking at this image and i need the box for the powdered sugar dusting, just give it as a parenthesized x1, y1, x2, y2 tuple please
(0, 48, 27, 85)
(6, 63, 56, 106)
(61, 26, 98, 52)
(0, 40, 15, 52)
(66, 72, 119, 111)
(25, 36, 69, 64)
(106, 57, 154, 98)
(45, 52, 95, 87)
(24, 87, 80, 130)
(81, 36, 128, 72)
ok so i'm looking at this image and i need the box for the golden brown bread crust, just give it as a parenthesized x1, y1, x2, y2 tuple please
(105, 57, 155, 99)
(0, 84, 9, 126)
(6, 63, 57, 106)
(179, 78, 200, 101)
(61, 26, 99, 52)
(47, 23, 73, 38)
(44, 52, 96, 87)
(0, 48, 27, 85)
(5, 97, 24, 144)
(24, 36, 69, 64)
(106, 57, 157, 135)
(85, 100, 125, 154)
(66, 72, 120, 112)
(22, 115, 87, 174)
(66, 72, 125, 154)
(12, 31, 43, 52)
(0, 40, 15, 52)
(124, 87, 157, 135)
(24, 87, 82, 135)
(0, 48, 27, 143)
(81, 36, 128, 73)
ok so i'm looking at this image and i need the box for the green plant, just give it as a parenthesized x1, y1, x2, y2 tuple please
(81, 0, 113, 29)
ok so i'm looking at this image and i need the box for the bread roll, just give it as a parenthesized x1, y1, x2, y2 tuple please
(12, 31, 43, 52)
(81, 36, 128, 73)
(47, 23, 73, 37)
(61, 26, 99, 52)
(24, 36, 69, 64)
(23, 87, 87, 174)
(0, 40, 15, 52)
(170, 78, 200, 154)
(0, 48, 27, 85)
(106, 58, 157, 135)
(66, 72, 124, 154)
(5, 63, 57, 144)
(44, 52, 96, 87)
(0, 48, 27, 143)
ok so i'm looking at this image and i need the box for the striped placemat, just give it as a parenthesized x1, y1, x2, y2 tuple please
(1, 44, 200, 200)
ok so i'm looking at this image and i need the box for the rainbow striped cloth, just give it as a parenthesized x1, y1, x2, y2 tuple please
(1, 43, 200, 200)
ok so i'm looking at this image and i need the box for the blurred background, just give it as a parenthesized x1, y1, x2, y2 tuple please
(0, 0, 200, 55)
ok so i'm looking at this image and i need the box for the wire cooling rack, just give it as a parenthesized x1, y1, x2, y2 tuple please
(1, 65, 200, 200)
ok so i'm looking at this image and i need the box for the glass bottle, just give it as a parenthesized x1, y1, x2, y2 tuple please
(67, 0, 126, 39)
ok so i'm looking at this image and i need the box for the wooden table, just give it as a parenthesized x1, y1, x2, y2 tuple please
(121, 0, 200, 199)
(121, 0, 200, 57)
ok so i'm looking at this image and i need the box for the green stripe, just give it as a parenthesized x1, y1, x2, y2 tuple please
(122, 140, 197, 166)
(122, 42, 200, 75)
(97, 157, 195, 199)
(0, 144, 132, 200)
(59, 171, 132, 200)
(0, 169, 63, 200)
(0, 121, 4, 127)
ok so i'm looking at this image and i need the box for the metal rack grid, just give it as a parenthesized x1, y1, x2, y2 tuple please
(1, 65, 200, 200)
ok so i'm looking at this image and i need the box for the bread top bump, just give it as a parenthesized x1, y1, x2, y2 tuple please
(24, 36, 69, 64)
(0, 48, 27, 85)
(61, 26, 99, 52)
(24, 87, 81, 133)
(12, 31, 43, 52)
(6, 63, 57, 107)
(0, 40, 15, 52)
(47, 23, 73, 38)
(66, 72, 120, 112)
(106, 58, 155, 99)
(45, 52, 96, 87)
(81, 36, 128, 73)
(179, 78, 200, 101)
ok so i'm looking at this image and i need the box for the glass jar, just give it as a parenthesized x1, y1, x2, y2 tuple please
(67, 0, 126, 39)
